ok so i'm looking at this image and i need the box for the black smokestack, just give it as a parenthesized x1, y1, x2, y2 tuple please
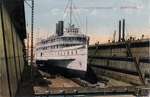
(118, 20, 121, 42)
(56, 21, 64, 36)
(56, 23, 59, 35)
(59, 21, 64, 36)
(122, 19, 125, 41)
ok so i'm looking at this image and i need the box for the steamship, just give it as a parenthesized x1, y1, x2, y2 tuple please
(35, 0, 89, 76)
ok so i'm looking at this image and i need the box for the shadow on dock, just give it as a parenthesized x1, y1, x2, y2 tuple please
(15, 65, 34, 97)
(15, 64, 51, 97)
(85, 66, 98, 84)
(37, 64, 99, 84)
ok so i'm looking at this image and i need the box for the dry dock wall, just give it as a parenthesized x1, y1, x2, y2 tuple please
(88, 40, 150, 85)
(0, 0, 26, 97)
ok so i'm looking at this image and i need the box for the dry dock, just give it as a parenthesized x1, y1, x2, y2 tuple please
(34, 70, 81, 94)
(88, 39, 150, 86)
(0, 0, 150, 97)
(14, 64, 149, 97)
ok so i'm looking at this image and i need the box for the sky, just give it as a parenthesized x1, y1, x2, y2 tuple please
(25, 0, 150, 44)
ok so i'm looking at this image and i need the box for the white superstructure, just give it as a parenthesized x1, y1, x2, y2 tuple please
(35, 0, 89, 75)
(35, 24, 89, 74)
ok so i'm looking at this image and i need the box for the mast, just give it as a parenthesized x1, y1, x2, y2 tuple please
(69, 0, 73, 26)
(86, 16, 88, 34)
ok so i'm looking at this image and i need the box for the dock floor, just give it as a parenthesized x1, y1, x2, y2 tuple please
(15, 64, 137, 97)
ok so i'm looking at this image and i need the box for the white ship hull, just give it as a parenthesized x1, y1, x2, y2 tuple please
(36, 45, 88, 75)
(35, 0, 90, 77)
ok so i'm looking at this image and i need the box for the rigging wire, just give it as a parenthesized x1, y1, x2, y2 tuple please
(62, 0, 70, 20)
(69, 0, 73, 26)
(62, 0, 82, 29)
(24, 0, 32, 8)
(72, 2, 82, 27)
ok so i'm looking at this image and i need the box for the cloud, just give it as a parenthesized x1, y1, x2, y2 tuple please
(75, 8, 89, 14)
(51, 8, 62, 15)
(90, 9, 99, 16)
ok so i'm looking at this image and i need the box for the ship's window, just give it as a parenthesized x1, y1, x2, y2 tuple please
(76, 50, 77, 54)
(76, 50, 78, 54)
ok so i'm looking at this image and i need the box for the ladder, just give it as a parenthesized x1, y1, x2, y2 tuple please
(125, 41, 145, 85)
